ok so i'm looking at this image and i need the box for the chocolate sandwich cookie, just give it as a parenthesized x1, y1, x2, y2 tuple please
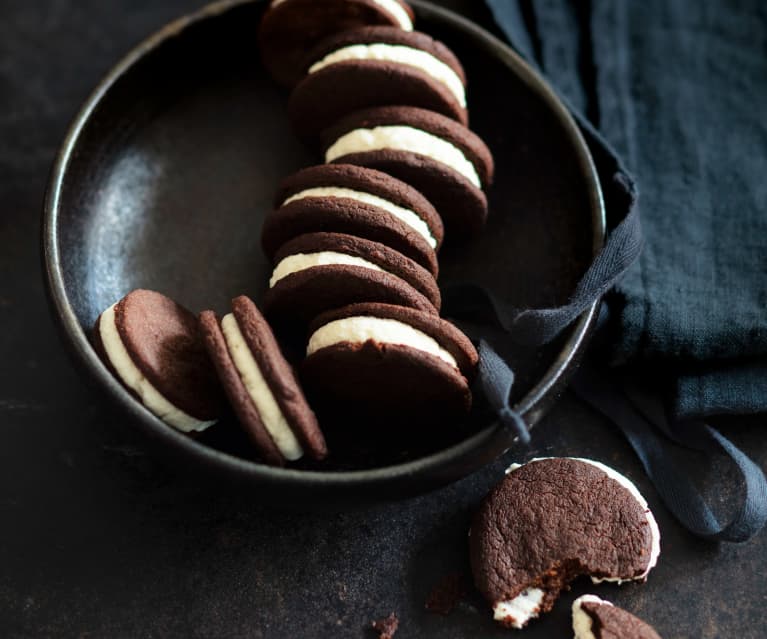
(470, 457, 661, 629)
(573, 595, 663, 639)
(302, 303, 479, 422)
(92, 289, 224, 433)
(290, 26, 467, 139)
(264, 232, 440, 326)
(322, 106, 494, 238)
(199, 296, 327, 466)
(262, 164, 443, 276)
(259, 0, 415, 88)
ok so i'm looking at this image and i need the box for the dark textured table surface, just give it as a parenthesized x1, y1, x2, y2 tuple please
(2, 1, 765, 637)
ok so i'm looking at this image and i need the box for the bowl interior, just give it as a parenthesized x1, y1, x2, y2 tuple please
(47, 0, 602, 488)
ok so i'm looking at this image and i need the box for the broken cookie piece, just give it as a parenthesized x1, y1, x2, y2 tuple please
(573, 595, 662, 639)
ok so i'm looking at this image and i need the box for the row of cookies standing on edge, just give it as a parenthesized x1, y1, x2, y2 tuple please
(257, 0, 495, 427)
(91, 0, 492, 469)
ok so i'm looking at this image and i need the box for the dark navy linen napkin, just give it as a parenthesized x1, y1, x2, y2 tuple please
(473, 0, 767, 542)
(486, 0, 767, 420)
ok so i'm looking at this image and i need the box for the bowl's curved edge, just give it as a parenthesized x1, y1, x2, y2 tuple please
(42, 0, 606, 500)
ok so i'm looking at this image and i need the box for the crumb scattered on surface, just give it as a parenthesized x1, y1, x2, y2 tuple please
(425, 572, 469, 615)
(371, 612, 399, 639)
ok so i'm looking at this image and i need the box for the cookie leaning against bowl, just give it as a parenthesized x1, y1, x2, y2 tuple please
(199, 296, 327, 467)
(470, 457, 660, 630)
(290, 26, 467, 140)
(259, 0, 415, 88)
(264, 232, 441, 328)
(573, 595, 663, 639)
(92, 289, 225, 434)
(321, 106, 494, 239)
(302, 303, 479, 422)
(262, 164, 443, 276)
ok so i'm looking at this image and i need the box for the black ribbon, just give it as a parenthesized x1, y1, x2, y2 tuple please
(448, 0, 767, 543)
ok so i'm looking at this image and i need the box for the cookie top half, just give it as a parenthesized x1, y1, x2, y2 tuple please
(264, 232, 440, 327)
(263, 164, 442, 275)
(321, 106, 494, 239)
(289, 26, 467, 139)
(259, 0, 415, 87)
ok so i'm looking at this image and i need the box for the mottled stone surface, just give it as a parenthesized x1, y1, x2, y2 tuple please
(1, 1, 765, 637)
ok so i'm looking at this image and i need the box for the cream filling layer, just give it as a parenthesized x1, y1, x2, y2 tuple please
(493, 588, 545, 629)
(221, 314, 303, 461)
(99, 303, 216, 433)
(307, 316, 457, 369)
(309, 44, 465, 108)
(270, 251, 384, 288)
(572, 594, 608, 639)
(283, 186, 437, 248)
(270, 0, 413, 30)
(506, 457, 661, 582)
(325, 126, 481, 188)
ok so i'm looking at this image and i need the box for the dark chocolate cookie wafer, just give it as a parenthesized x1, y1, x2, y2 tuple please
(322, 106, 494, 239)
(302, 303, 478, 422)
(470, 458, 661, 629)
(199, 296, 327, 466)
(93, 289, 224, 433)
(573, 595, 663, 639)
(259, 0, 414, 87)
(264, 232, 440, 326)
(263, 164, 442, 275)
(290, 26, 467, 139)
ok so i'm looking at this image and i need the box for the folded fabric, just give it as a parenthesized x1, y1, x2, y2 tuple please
(485, 0, 767, 419)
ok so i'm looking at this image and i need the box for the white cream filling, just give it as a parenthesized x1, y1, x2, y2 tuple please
(270, 251, 384, 287)
(506, 457, 661, 582)
(325, 126, 482, 188)
(572, 595, 610, 639)
(493, 588, 545, 629)
(99, 303, 216, 433)
(310, 44, 465, 108)
(283, 186, 436, 248)
(221, 314, 303, 461)
(307, 316, 458, 368)
(270, 0, 413, 30)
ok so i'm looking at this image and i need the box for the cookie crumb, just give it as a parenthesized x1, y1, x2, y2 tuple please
(425, 572, 469, 615)
(371, 612, 399, 639)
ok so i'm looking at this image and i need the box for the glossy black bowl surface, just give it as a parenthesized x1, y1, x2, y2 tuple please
(43, 0, 605, 502)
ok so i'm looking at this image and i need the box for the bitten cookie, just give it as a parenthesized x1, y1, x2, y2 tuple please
(258, 0, 414, 87)
(290, 26, 467, 139)
(92, 289, 224, 433)
(199, 295, 327, 466)
(301, 302, 478, 421)
(262, 164, 442, 276)
(470, 457, 661, 629)
(573, 595, 663, 639)
(321, 106, 494, 239)
(264, 232, 440, 326)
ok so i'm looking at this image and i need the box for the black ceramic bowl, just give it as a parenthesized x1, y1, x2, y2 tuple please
(43, 0, 604, 502)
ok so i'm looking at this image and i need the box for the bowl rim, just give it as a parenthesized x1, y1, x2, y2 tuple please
(42, 0, 606, 491)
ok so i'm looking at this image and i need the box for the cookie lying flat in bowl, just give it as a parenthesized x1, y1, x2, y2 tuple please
(470, 457, 660, 629)
(259, 0, 415, 87)
(199, 295, 328, 467)
(573, 595, 663, 639)
(264, 232, 440, 328)
(92, 289, 224, 434)
(290, 26, 467, 139)
(322, 106, 494, 239)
